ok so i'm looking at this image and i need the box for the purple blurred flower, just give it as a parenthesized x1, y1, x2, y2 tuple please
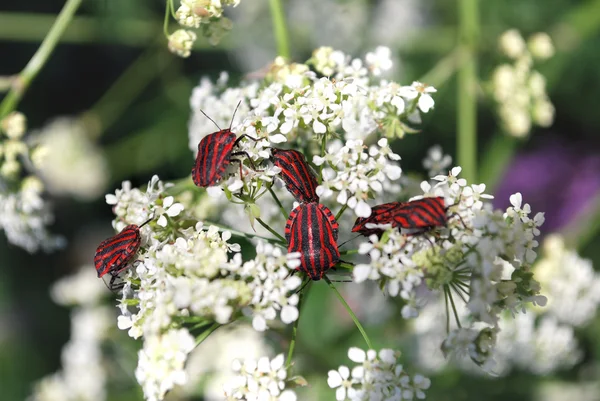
(494, 139, 600, 233)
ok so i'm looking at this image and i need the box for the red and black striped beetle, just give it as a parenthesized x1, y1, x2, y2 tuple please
(285, 202, 340, 281)
(352, 197, 451, 236)
(271, 148, 319, 203)
(192, 103, 258, 187)
(94, 218, 151, 290)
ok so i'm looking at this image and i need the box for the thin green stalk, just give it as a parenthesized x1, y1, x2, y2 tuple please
(340, 249, 358, 256)
(478, 132, 518, 191)
(268, 186, 289, 220)
(286, 278, 311, 369)
(324, 276, 373, 349)
(319, 135, 326, 181)
(163, 0, 171, 37)
(0, 0, 82, 117)
(195, 322, 222, 346)
(445, 285, 462, 328)
(418, 48, 462, 88)
(256, 218, 286, 243)
(268, 0, 290, 58)
(83, 47, 170, 139)
(335, 204, 348, 221)
(444, 286, 451, 333)
(204, 220, 286, 246)
(456, 0, 479, 184)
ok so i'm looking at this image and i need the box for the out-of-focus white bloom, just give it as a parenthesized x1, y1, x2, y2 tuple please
(29, 269, 113, 401)
(535, 381, 600, 401)
(328, 347, 431, 400)
(51, 266, 106, 306)
(499, 29, 527, 59)
(223, 354, 297, 400)
(315, 138, 401, 217)
(365, 46, 393, 76)
(535, 234, 600, 327)
(490, 30, 555, 137)
(495, 314, 581, 375)
(34, 117, 108, 200)
(422, 145, 452, 177)
(0, 176, 64, 253)
(1, 111, 26, 139)
(528, 32, 555, 60)
(185, 324, 270, 400)
(135, 328, 196, 401)
(312, 46, 347, 77)
(168, 29, 197, 58)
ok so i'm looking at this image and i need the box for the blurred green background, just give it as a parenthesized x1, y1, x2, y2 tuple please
(1, 0, 600, 400)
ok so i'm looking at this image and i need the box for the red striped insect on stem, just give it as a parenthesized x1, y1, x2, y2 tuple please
(94, 218, 151, 290)
(285, 202, 340, 281)
(271, 148, 319, 203)
(192, 102, 259, 187)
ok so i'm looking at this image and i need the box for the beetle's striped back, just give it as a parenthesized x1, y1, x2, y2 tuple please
(94, 224, 141, 278)
(192, 130, 237, 187)
(392, 197, 447, 228)
(352, 202, 402, 236)
(271, 148, 319, 203)
(285, 203, 339, 281)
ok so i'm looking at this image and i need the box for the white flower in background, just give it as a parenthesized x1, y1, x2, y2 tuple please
(422, 145, 452, 177)
(365, 46, 393, 76)
(29, 267, 113, 401)
(328, 347, 430, 400)
(499, 29, 527, 59)
(34, 117, 108, 201)
(223, 354, 297, 400)
(135, 328, 196, 401)
(184, 324, 270, 400)
(168, 29, 197, 58)
(1, 111, 26, 139)
(490, 29, 555, 137)
(535, 235, 600, 327)
(0, 176, 64, 253)
(528, 32, 555, 60)
(315, 138, 402, 217)
(51, 266, 106, 306)
(312, 46, 347, 77)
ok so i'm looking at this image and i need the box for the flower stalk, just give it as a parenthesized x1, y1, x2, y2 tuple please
(268, 0, 291, 58)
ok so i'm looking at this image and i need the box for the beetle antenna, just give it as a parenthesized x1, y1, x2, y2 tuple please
(139, 215, 154, 228)
(199, 109, 222, 131)
(229, 100, 242, 130)
(338, 234, 361, 249)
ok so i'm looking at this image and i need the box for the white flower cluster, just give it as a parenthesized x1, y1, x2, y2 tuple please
(422, 145, 452, 178)
(169, 0, 241, 56)
(28, 268, 111, 401)
(0, 112, 64, 252)
(135, 328, 196, 401)
(491, 29, 555, 137)
(328, 347, 430, 400)
(354, 166, 546, 369)
(315, 138, 402, 217)
(223, 354, 297, 401)
(105, 175, 302, 400)
(33, 117, 108, 200)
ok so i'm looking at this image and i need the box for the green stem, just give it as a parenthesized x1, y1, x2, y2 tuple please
(340, 249, 358, 256)
(194, 322, 222, 346)
(256, 218, 287, 243)
(319, 135, 326, 181)
(163, 0, 171, 37)
(268, 0, 290, 58)
(324, 276, 373, 349)
(456, 0, 479, 184)
(478, 131, 518, 191)
(335, 204, 348, 221)
(445, 285, 462, 328)
(204, 220, 286, 246)
(418, 48, 462, 88)
(268, 186, 289, 220)
(286, 278, 311, 370)
(83, 46, 170, 139)
(0, 0, 82, 117)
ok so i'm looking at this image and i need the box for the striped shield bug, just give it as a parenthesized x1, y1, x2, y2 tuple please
(271, 148, 319, 203)
(352, 201, 402, 237)
(94, 218, 151, 290)
(285, 202, 340, 281)
(192, 102, 259, 187)
(352, 197, 455, 236)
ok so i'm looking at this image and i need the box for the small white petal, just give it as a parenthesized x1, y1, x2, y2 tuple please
(166, 203, 184, 216)
(348, 347, 366, 363)
(510, 192, 523, 208)
(355, 201, 371, 218)
(281, 306, 299, 323)
(157, 215, 168, 227)
(207, 186, 223, 198)
(328, 370, 343, 388)
(270, 133, 287, 143)
(163, 196, 174, 207)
